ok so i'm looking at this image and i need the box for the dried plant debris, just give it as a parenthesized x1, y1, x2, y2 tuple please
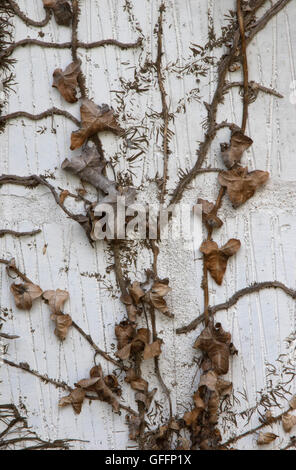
(43, 0, 73, 26)
(146, 280, 172, 318)
(10, 282, 43, 310)
(200, 239, 241, 285)
(282, 412, 296, 433)
(62, 146, 107, 191)
(218, 167, 269, 208)
(198, 199, 223, 229)
(257, 432, 278, 445)
(79, 365, 120, 412)
(194, 322, 234, 375)
(289, 395, 296, 410)
(59, 387, 86, 414)
(52, 61, 81, 103)
(70, 99, 123, 150)
(126, 414, 142, 441)
(43, 289, 69, 314)
(115, 322, 162, 361)
(51, 313, 72, 340)
(221, 131, 253, 169)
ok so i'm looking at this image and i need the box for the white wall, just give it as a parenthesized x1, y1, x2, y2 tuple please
(0, 0, 296, 450)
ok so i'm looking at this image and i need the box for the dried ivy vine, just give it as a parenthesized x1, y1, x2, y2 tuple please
(0, 0, 295, 450)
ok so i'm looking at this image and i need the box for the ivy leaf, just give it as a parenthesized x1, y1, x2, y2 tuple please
(145, 280, 173, 318)
(218, 167, 269, 208)
(52, 61, 81, 103)
(10, 282, 43, 310)
(43, 289, 69, 314)
(43, 0, 73, 26)
(221, 130, 253, 169)
(70, 99, 123, 150)
(257, 432, 278, 445)
(77, 365, 120, 412)
(198, 198, 223, 229)
(200, 239, 241, 285)
(50, 313, 72, 341)
(59, 388, 86, 414)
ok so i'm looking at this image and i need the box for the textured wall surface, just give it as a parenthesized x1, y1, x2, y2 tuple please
(0, 0, 296, 450)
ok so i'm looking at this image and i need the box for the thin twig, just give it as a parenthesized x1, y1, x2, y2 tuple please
(237, 0, 249, 132)
(0, 229, 41, 238)
(7, 0, 52, 27)
(177, 281, 296, 334)
(224, 81, 283, 99)
(156, 3, 170, 204)
(0, 107, 80, 126)
(0, 332, 19, 339)
(1, 37, 142, 59)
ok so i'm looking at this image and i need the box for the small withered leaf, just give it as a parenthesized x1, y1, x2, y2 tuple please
(143, 339, 162, 360)
(221, 131, 253, 169)
(78, 365, 120, 412)
(115, 321, 136, 350)
(219, 167, 269, 208)
(10, 282, 43, 310)
(43, 289, 69, 314)
(257, 432, 278, 445)
(52, 61, 81, 103)
(200, 239, 241, 285)
(282, 412, 296, 433)
(59, 388, 86, 414)
(70, 99, 123, 150)
(146, 280, 173, 318)
(51, 313, 72, 340)
(62, 146, 106, 191)
(43, 0, 73, 26)
(129, 281, 145, 305)
(199, 370, 218, 392)
(126, 414, 142, 441)
(136, 387, 157, 411)
(104, 375, 121, 396)
(198, 198, 223, 229)
(194, 322, 232, 375)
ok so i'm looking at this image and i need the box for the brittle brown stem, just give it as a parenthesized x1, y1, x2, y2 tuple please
(8, 0, 52, 27)
(177, 281, 296, 334)
(0, 229, 41, 238)
(237, 0, 249, 133)
(0, 108, 80, 126)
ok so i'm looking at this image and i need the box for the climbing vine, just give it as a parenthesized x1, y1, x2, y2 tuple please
(0, 0, 295, 451)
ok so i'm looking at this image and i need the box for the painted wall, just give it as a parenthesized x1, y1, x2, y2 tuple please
(0, 0, 296, 450)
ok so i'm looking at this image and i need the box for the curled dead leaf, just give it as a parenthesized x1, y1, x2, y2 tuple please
(257, 432, 278, 445)
(43, 0, 73, 26)
(70, 99, 123, 150)
(43, 289, 69, 314)
(198, 198, 223, 229)
(200, 239, 241, 285)
(52, 61, 81, 103)
(51, 313, 72, 340)
(143, 339, 162, 360)
(221, 131, 253, 169)
(59, 387, 86, 414)
(145, 279, 172, 318)
(136, 387, 157, 411)
(126, 414, 142, 441)
(282, 412, 296, 433)
(10, 282, 43, 310)
(78, 364, 120, 412)
(194, 322, 233, 375)
(129, 281, 145, 305)
(219, 167, 269, 208)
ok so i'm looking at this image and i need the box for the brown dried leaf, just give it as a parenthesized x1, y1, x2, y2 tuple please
(129, 281, 145, 305)
(62, 146, 107, 190)
(136, 387, 157, 411)
(147, 280, 173, 318)
(219, 167, 269, 208)
(221, 131, 253, 169)
(200, 239, 241, 285)
(10, 282, 43, 310)
(70, 99, 123, 150)
(194, 322, 232, 375)
(257, 432, 278, 445)
(282, 412, 296, 433)
(43, 0, 73, 26)
(59, 189, 70, 204)
(115, 321, 136, 350)
(198, 198, 223, 229)
(79, 364, 120, 412)
(116, 326, 155, 360)
(143, 339, 162, 360)
(59, 388, 86, 414)
(126, 414, 142, 441)
(52, 61, 80, 103)
(51, 313, 72, 340)
(43, 289, 69, 314)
